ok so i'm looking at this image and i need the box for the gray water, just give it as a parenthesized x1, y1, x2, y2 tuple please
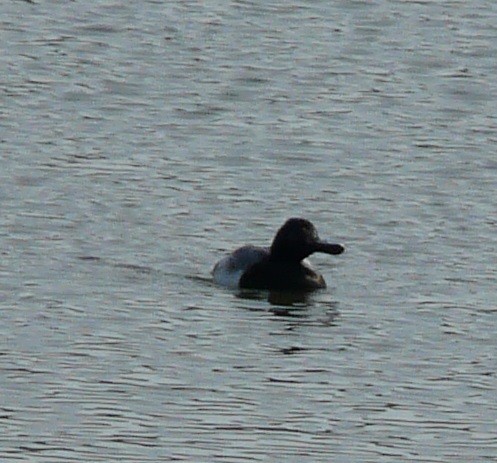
(1, 1, 497, 461)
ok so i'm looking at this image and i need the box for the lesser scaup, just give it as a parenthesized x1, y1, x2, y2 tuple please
(212, 218, 344, 291)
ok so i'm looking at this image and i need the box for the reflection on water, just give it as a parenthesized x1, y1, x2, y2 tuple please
(237, 288, 312, 307)
(267, 290, 311, 308)
(237, 289, 340, 324)
(1, 0, 497, 461)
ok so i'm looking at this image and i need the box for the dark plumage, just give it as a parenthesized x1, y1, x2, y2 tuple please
(213, 218, 344, 291)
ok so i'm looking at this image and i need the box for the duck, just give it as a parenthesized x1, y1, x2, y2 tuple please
(212, 218, 344, 291)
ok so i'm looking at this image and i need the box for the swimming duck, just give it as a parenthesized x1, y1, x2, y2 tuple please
(212, 218, 344, 291)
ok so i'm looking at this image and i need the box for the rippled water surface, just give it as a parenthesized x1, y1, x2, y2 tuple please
(1, 1, 497, 461)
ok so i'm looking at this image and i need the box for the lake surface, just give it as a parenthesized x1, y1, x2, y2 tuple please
(1, 1, 496, 461)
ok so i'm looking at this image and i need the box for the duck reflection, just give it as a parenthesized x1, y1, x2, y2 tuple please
(236, 289, 340, 325)
(237, 288, 311, 307)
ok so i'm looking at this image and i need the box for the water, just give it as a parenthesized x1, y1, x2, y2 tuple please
(1, 1, 497, 461)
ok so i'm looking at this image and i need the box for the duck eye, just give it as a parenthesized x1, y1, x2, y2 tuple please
(307, 227, 318, 240)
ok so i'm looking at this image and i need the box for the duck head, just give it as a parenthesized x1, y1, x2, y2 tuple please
(269, 218, 344, 262)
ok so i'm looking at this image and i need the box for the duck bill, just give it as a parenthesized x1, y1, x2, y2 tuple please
(314, 241, 345, 255)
